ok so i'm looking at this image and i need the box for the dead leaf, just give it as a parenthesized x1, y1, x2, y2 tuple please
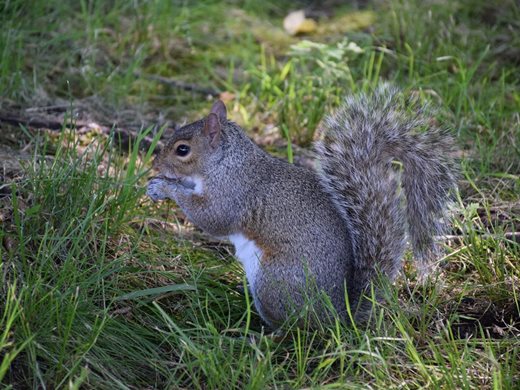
(219, 91, 235, 103)
(283, 10, 317, 36)
(3, 235, 17, 252)
(0, 145, 30, 177)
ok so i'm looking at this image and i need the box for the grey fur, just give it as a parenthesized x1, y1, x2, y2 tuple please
(315, 85, 457, 287)
(148, 85, 457, 327)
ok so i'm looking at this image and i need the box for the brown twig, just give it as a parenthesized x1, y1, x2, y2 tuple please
(135, 72, 221, 97)
(0, 112, 65, 130)
(0, 111, 164, 153)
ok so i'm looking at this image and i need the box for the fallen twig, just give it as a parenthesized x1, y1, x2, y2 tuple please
(0, 112, 65, 130)
(0, 111, 164, 153)
(135, 72, 221, 97)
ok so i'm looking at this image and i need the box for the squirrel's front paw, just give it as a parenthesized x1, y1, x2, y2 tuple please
(147, 176, 196, 202)
(147, 177, 174, 202)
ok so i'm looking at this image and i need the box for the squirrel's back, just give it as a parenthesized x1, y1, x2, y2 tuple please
(210, 128, 357, 323)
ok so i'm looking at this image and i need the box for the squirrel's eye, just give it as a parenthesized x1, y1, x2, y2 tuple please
(175, 144, 190, 157)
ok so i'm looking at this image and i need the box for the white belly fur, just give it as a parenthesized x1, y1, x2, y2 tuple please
(228, 233, 262, 288)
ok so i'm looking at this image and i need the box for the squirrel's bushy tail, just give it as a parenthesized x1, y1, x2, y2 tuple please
(315, 85, 457, 308)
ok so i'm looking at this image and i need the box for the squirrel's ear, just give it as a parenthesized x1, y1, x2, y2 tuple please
(204, 113, 221, 147)
(210, 100, 227, 123)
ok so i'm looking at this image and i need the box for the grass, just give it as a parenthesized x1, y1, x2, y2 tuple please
(1, 0, 519, 388)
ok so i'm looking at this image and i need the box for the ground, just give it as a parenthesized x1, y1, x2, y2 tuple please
(0, 0, 519, 388)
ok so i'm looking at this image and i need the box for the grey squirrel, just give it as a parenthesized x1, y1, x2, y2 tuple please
(147, 85, 457, 327)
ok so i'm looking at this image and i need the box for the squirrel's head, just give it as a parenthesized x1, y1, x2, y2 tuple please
(153, 100, 227, 179)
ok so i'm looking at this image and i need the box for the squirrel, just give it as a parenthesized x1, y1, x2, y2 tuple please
(147, 85, 457, 328)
